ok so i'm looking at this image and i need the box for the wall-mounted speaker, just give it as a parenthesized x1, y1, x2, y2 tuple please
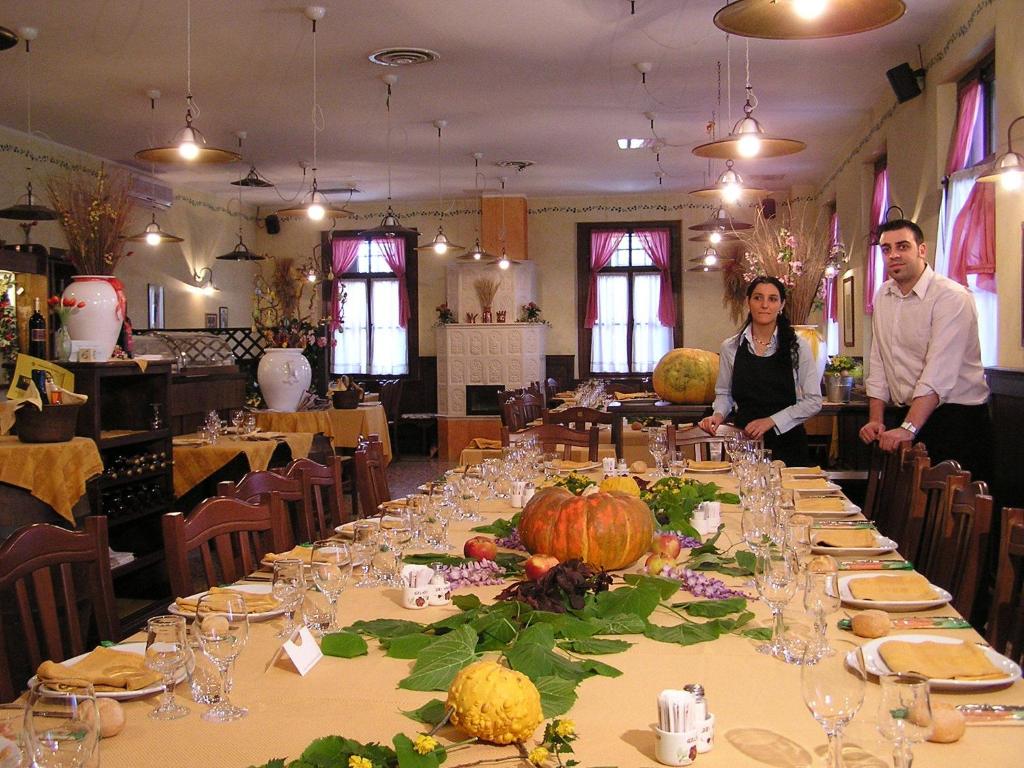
(265, 214, 281, 235)
(886, 62, 925, 103)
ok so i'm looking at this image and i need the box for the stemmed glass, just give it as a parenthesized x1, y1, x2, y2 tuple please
(754, 548, 799, 660)
(351, 520, 380, 587)
(144, 614, 190, 720)
(877, 673, 932, 768)
(272, 558, 305, 638)
(803, 569, 841, 661)
(23, 681, 99, 768)
(648, 428, 669, 477)
(458, 476, 485, 521)
(785, 514, 813, 570)
(801, 641, 866, 768)
(194, 592, 249, 722)
(230, 409, 245, 433)
(310, 541, 353, 632)
(379, 521, 412, 586)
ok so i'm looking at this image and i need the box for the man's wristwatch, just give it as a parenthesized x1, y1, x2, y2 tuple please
(899, 420, 918, 436)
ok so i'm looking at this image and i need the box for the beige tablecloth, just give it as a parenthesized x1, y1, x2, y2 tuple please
(0, 435, 103, 523)
(460, 423, 658, 466)
(171, 432, 313, 497)
(255, 404, 392, 463)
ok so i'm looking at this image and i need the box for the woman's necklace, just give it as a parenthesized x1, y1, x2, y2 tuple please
(750, 326, 776, 354)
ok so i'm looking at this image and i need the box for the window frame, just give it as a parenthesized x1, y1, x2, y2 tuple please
(957, 50, 996, 166)
(575, 221, 682, 376)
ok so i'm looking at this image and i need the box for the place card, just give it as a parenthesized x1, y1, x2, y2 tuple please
(269, 626, 323, 676)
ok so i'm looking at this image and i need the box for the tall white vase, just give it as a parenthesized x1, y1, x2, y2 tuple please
(62, 275, 124, 362)
(793, 324, 827, 381)
(257, 348, 312, 411)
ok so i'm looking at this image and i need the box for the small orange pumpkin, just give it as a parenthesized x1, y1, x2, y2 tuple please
(517, 487, 655, 570)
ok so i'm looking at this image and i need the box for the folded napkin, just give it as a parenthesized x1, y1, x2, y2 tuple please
(174, 586, 280, 615)
(36, 647, 163, 692)
(687, 460, 731, 471)
(783, 478, 834, 491)
(614, 391, 656, 400)
(813, 529, 879, 548)
(795, 497, 848, 512)
(782, 466, 825, 477)
(554, 459, 594, 470)
(263, 545, 316, 565)
(879, 640, 1006, 680)
(467, 438, 502, 449)
(849, 573, 939, 602)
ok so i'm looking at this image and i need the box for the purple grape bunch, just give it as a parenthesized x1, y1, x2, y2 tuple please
(434, 558, 507, 589)
(654, 564, 745, 600)
(495, 528, 526, 551)
(662, 530, 703, 549)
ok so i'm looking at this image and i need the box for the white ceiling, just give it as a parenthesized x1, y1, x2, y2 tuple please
(0, 0, 961, 206)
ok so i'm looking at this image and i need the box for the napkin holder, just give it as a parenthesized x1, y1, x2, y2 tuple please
(400, 565, 452, 609)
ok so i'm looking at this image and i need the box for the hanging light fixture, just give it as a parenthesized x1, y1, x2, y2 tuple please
(0, 28, 58, 221)
(689, 206, 753, 235)
(218, 156, 264, 261)
(0, 26, 17, 50)
(977, 116, 1024, 191)
(417, 120, 465, 254)
(123, 213, 184, 245)
(231, 132, 274, 187)
(690, 160, 771, 203)
(714, 0, 906, 40)
(134, 1, 240, 165)
(457, 154, 499, 263)
(361, 74, 418, 238)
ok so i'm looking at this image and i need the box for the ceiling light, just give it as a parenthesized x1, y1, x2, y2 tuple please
(688, 206, 753, 233)
(457, 239, 499, 264)
(617, 138, 651, 150)
(978, 116, 1024, 192)
(702, 247, 719, 267)
(217, 233, 265, 261)
(361, 75, 418, 238)
(713, 0, 906, 40)
(230, 132, 274, 187)
(823, 263, 838, 279)
(192, 266, 220, 294)
(417, 120, 465, 254)
(122, 213, 183, 245)
(709, 231, 723, 244)
(690, 160, 771, 202)
(498, 251, 511, 270)
(0, 26, 17, 51)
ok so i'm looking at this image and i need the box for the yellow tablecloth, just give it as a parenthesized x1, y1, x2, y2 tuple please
(460, 423, 655, 466)
(0, 435, 103, 524)
(171, 432, 313, 497)
(254, 404, 392, 463)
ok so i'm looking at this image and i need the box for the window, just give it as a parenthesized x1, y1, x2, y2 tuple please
(864, 156, 888, 314)
(326, 232, 419, 376)
(576, 223, 681, 375)
(825, 203, 840, 356)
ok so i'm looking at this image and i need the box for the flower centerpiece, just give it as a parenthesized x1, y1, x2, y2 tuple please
(473, 276, 501, 323)
(824, 354, 861, 403)
(47, 295, 87, 361)
(519, 302, 549, 325)
(435, 302, 456, 325)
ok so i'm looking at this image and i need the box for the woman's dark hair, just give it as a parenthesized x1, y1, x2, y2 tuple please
(737, 276, 799, 370)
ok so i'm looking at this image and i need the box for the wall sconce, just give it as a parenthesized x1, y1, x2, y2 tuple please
(192, 266, 220, 295)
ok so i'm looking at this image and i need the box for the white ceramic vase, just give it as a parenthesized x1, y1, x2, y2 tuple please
(793, 324, 827, 381)
(257, 348, 312, 411)
(62, 276, 124, 362)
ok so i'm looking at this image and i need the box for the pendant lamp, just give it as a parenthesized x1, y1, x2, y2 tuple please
(0, 26, 17, 51)
(714, 0, 906, 40)
(123, 213, 184, 245)
(689, 206, 753, 233)
(360, 75, 417, 238)
(690, 160, 771, 203)
(977, 116, 1024, 191)
(231, 132, 274, 187)
(218, 166, 264, 261)
(417, 120, 464, 254)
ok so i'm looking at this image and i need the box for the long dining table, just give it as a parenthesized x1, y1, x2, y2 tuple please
(58, 465, 1024, 767)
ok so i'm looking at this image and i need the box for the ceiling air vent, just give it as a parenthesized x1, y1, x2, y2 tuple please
(368, 47, 440, 67)
(129, 174, 174, 210)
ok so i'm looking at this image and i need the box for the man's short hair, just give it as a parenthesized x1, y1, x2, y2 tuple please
(877, 218, 924, 245)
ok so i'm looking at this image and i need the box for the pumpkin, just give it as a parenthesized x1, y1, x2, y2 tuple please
(517, 487, 655, 570)
(446, 660, 543, 744)
(651, 347, 719, 404)
(599, 475, 641, 497)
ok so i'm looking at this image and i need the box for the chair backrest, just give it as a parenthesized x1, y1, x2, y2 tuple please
(284, 456, 349, 534)
(501, 423, 599, 461)
(379, 379, 404, 424)
(665, 423, 750, 461)
(217, 470, 305, 547)
(919, 480, 991, 621)
(500, 395, 529, 432)
(543, 406, 614, 431)
(872, 442, 925, 539)
(162, 497, 289, 598)
(354, 435, 391, 517)
(899, 458, 967, 566)
(520, 392, 545, 423)
(862, 443, 903, 522)
(988, 507, 1024, 662)
(0, 516, 119, 701)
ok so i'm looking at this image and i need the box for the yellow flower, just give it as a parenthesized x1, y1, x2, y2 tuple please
(347, 756, 372, 768)
(528, 747, 549, 766)
(554, 720, 575, 738)
(413, 735, 438, 755)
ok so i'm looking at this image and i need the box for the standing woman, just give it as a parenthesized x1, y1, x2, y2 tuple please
(698, 276, 822, 467)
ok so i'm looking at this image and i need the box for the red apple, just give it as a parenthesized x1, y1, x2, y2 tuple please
(524, 554, 560, 581)
(652, 533, 682, 559)
(644, 552, 674, 575)
(463, 536, 498, 562)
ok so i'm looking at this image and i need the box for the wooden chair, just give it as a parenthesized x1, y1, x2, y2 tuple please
(217, 470, 305, 548)
(354, 435, 391, 518)
(899, 458, 968, 567)
(162, 497, 290, 598)
(379, 378, 404, 459)
(284, 456, 350, 535)
(988, 507, 1024, 662)
(543, 406, 615, 457)
(499, 395, 529, 433)
(500, 423, 599, 461)
(665, 423, 750, 462)
(862, 442, 905, 522)
(872, 442, 925, 541)
(521, 392, 545, 423)
(0, 516, 120, 701)
(918, 480, 992, 622)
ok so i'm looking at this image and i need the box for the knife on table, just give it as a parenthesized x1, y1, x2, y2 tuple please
(957, 704, 1024, 724)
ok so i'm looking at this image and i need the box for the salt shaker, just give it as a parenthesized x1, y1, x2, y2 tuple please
(616, 459, 628, 476)
(683, 683, 714, 753)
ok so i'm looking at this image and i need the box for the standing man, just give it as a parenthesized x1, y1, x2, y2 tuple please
(858, 219, 991, 479)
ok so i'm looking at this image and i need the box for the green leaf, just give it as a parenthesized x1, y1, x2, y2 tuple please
(403, 554, 470, 567)
(320, 632, 368, 658)
(644, 621, 722, 646)
(471, 514, 519, 536)
(535, 675, 579, 718)
(530, 612, 599, 639)
(592, 584, 661, 620)
(345, 618, 426, 639)
(394, 733, 443, 768)
(451, 594, 481, 611)
(586, 613, 649, 635)
(678, 597, 747, 618)
(506, 630, 588, 683)
(399, 624, 479, 691)
(401, 699, 449, 726)
(557, 637, 632, 654)
(516, 622, 557, 649)
(427, 612, 477, 633)
(577, 658, 623, 678)
(299, 736, 394, 768)
(386, 633, 435, 659)
(716, 492, 740, 504)
(740, 627, 773, 641)
(494, 552, 527, 576)
(622, 574, 682, 600)
(734, 550, 757, 574)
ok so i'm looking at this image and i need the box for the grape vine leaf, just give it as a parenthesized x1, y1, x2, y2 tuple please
(320, 632, 369, 658)
(535, 675, 579, 718)
(393, 733, 443, 768)
(401, 698, 448, 726)
(622, 574, 684, 600)
(675, 597, 748, 618)
(386, 633, 435, 659)
(643, 622, 723, 645)
(584, 613, 649, 635)
(557, 637, 632, 655)
(592, 583, 661, 620)
(576, 658, 623, 678)
(399, 624, 479, 691)
(345, 618, 426, 639)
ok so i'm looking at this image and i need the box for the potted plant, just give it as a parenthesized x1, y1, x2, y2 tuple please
(824, 355, 859, 403)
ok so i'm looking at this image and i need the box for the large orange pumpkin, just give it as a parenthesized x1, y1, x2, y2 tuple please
(651, 347, 719, 404)
(517, 488, 655, 570)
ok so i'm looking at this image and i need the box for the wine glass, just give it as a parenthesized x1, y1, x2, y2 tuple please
(754, 548, 799, 660)
(144, 614, 190, 720)
(877, 673, 932, 768)
(230, 409, 245, 433)
(23, 681, 99, 768)
(272, 558, 305, 638)
(310, 541, 353, 632)
(801, 641, 866, 768)
(351, 520, 380, 587)
(648, 428, 669, 476)
(786, 514, 813, 569)
(803, 570, 841, 661)
(459, 476, 485, 522)
(194, 592, 249, 722)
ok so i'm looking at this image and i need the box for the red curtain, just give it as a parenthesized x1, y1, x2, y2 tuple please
(377, 236, 411, 328)
(948, 182, 995, 291)
(330, 237, 362, 332)
(824, 212, 840, 323)
(636, 229, 676, 327)
(584, 230, 626, 328)
(864, 167, 888, 315)
(946, 80, 982, 175)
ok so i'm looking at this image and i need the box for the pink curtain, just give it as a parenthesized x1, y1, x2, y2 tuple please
(377, 236, 411, 328)
(946, 80, 982, 175)
(330, 237, 362, 332)
(636, 229, 676, 327)
(584, 230, 626, 328)
(864, 167, 889, 315)
(948, 182, 996, 291)
(824, 212, 840, 323)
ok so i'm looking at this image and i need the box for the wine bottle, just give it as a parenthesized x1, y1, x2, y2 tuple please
(28, 297, 46, 358)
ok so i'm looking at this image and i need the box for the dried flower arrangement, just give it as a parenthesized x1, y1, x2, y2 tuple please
(473, 275, 501, 310)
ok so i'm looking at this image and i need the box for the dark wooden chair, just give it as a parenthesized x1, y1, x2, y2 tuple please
(500, 395, 529, 433)
(521, 392, 545, 423)
(354, 435, 391, 518)
(862, 441, 909, 523)
(500, 423, 599, 461)
(665, 423, 750, 462)
(988, 507, 1024, 663)
(284, 456, 350, 535)
(0, 516, 120, 701)
(162, 497, 290, 598)
(899, 458, 968, 567)
(217, 470, 305, 548)
(379, 379, 404, 460)
(872, 442, 926, 542)
(544, 406, 616, 457)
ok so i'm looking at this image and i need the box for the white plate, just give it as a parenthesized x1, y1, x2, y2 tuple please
(849, 634, 1022, 690)
(838, 574, 951, 611)
(811, 534, 897, 556)
(789, 481, 843, 496)
(31, 643, 185, 701)
(555, 462, 600, 473)
(683, 463, 732, 474)
(335, 514, 402, 536)
(793, 501, 861, 518)
(168, 584, 284, 621)
(782, 467, 827, 479)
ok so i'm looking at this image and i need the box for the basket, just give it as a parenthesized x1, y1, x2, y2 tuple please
(331, 389, 362, 409)
(14, 403, 82, 443)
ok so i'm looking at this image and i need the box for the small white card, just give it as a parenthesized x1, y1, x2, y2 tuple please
(281, 626, 323, 676)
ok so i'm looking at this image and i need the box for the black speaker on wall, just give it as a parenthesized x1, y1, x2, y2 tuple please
(886, 62, 925, 103)
(265, 214, 281, 235)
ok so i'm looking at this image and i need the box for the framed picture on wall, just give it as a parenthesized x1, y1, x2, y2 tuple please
(204, 313, 217, 329)
(842, 274, 855, 347)
(218, 306, 228, 328)
(147, 284, 164, 329)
